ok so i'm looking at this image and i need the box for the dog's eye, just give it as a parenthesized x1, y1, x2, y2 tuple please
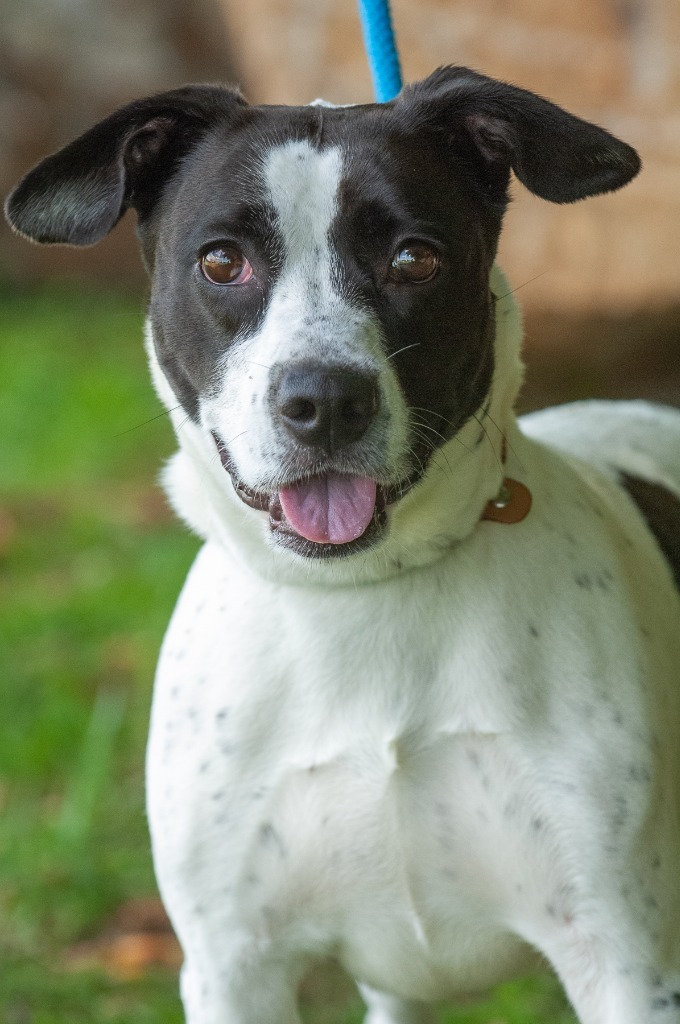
(200, 246, 253, 285)
(388, 244, 440, 284)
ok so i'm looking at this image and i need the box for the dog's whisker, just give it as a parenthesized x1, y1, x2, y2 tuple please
(475, 398, 527, 474)
(387, 343, 421, 361)
(410, 418, 447, 443)
(479, 407, 503, 437)
(409, 405, 443, 420)
(346, 556, 360, 595)
(432, 443, 455, 479)
(480, 408, 527, 474)
(409, 425, 434, 445)
(409, 436, 434, 465)
(404, 444, 427, 483)
(409, 426, 451, 467)
(413, 436, 454, 481)
(409, 410, 475, 454)
(409, 420, 472, 458)
(112, 404, 183, 438)
(175, 414, 193, 434)
(413, 420, 474, 455)
(471, 412, 504, 473)
(224, 430, 249, 448)
(492, 270, 549, 302)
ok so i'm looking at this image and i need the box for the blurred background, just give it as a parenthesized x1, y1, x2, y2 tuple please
(0, 2, 678, 1022)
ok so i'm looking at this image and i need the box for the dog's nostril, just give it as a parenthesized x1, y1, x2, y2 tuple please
(342, 395, 376, 422)
(281, 397, 318, 424)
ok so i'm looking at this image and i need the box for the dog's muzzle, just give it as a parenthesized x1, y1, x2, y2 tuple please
(271, 361, 380, 544)
(212, 361, 416, 558)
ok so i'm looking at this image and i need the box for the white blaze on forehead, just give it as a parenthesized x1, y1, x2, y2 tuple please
(202, 137, 411, 490)
(263, 141, 342, 268)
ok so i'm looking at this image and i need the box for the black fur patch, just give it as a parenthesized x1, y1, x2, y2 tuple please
(621, 473, 680, 589)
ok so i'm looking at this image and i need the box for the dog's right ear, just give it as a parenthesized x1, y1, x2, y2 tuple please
(4, 86, 247, 246)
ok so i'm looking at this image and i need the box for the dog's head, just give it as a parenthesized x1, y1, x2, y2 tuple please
(5, 67, 639, 583)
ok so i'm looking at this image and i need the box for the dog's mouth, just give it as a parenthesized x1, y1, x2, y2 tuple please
(278, 474, 379, 544)
(211, 432, 416, 558)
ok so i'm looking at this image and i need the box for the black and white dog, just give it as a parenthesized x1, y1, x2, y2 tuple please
(6, 66, 680, 1024)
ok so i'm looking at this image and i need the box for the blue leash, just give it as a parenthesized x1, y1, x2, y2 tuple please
(357, 0, 403, 102)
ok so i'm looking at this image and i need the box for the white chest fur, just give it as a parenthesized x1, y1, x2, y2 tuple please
(147, 421, 680, 1005)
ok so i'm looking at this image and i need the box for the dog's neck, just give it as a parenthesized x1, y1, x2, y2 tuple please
(149, 264, 526, 587)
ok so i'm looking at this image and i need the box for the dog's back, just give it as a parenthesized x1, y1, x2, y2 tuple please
(522, 399, 680, 587)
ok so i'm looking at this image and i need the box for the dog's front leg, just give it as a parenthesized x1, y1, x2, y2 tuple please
(149, 815, 306, 1024)
(148, 756, 307, 1024)
(358, 983, 436, 1024)
(538, 930, 680, 1023)
(147, 634, 306, 1021)
(178, 939, 303, 1024)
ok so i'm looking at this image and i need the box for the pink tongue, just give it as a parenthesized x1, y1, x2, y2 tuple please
(279, 474, 377, 545)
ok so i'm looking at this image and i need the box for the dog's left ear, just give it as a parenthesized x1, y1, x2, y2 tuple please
(404, 66, 640, 204)
(4, 85, 247, 246)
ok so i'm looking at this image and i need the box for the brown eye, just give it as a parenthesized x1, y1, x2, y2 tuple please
(388, 243, 440, 284)
(200, 245, 253, 285)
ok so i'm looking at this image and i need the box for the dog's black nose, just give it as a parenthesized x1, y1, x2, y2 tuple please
(273, 362, 379, 452)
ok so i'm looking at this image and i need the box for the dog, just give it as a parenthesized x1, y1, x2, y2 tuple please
(6, 65, 680, 1024)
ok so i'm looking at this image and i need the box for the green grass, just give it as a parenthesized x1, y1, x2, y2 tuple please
(0, 283, 575, 1022)
(0, 283, 196, 1023)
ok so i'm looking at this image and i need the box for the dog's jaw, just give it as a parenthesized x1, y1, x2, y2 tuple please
(146, 263, 524, 585)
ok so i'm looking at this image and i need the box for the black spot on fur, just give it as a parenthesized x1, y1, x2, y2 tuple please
(574, 573, 593, 590)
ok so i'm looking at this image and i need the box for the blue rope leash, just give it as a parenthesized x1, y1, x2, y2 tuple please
(357, 0, 403, 102)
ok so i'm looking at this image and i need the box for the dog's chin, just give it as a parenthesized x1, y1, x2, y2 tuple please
(211, 432, 419, 559)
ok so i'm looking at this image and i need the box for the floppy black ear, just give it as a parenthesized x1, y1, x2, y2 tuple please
(4, 85, 247, 246)
(404, 66, 640, 204)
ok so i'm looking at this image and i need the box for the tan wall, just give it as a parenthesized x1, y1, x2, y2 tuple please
(221, 0, 680, 316)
